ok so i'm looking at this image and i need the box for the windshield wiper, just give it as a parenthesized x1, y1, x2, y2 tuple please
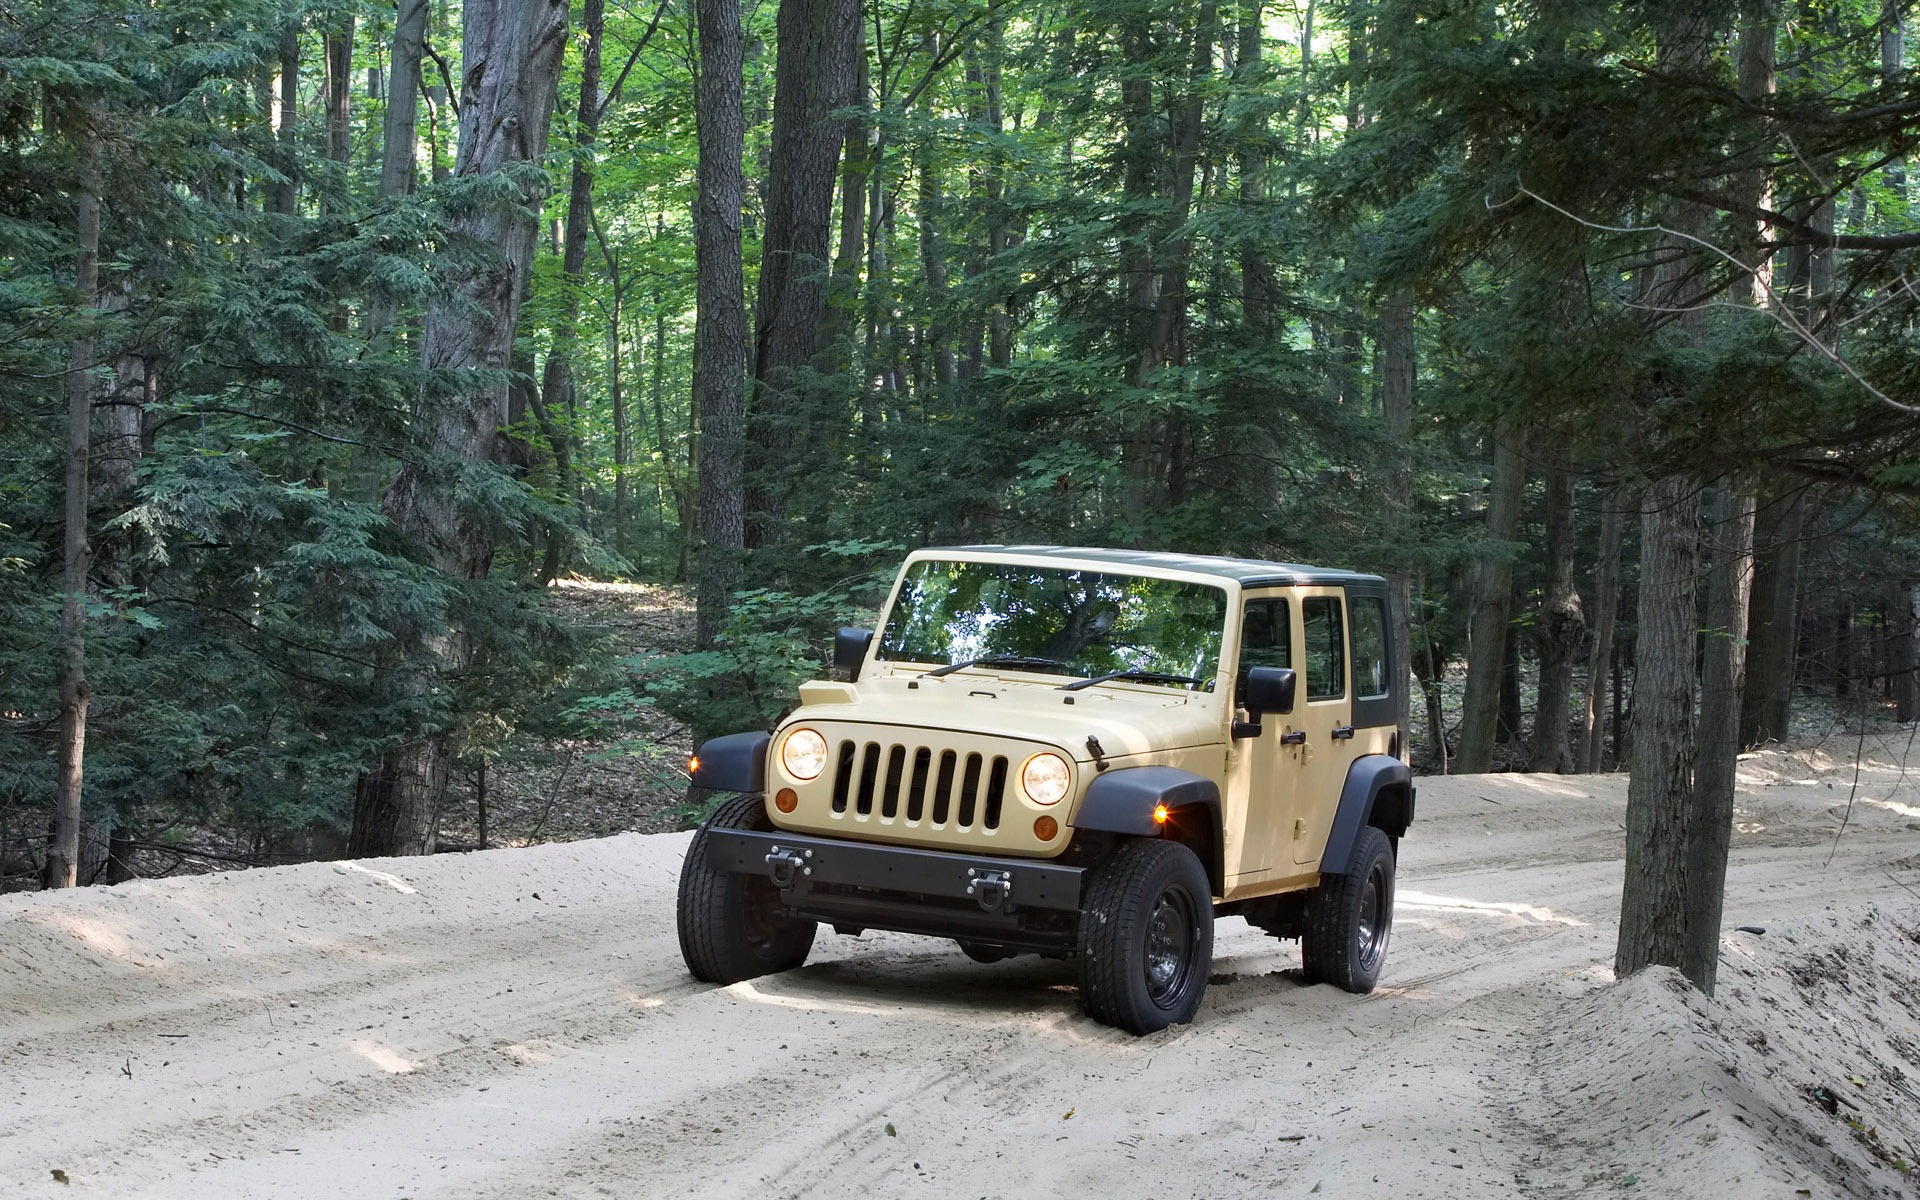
(1057, 670, 1205, 692)
(925, 654, 1070, 678)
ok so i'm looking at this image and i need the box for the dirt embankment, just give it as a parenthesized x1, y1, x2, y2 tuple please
(2, 739, 1918, 1199)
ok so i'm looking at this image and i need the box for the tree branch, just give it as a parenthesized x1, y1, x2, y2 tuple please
(1499, 184, 1920, 416)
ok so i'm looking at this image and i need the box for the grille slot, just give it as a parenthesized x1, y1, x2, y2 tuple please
(856, 743, 881, 814)
(906, 748, 932, 822)
(831, 740, 856, 812)
(931, 750, 957, 824)
(828, 740, 1007, 831)
(881, 745, 907, 818)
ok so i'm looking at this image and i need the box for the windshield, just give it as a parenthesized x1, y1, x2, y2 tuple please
(876, 559, 1227, 689)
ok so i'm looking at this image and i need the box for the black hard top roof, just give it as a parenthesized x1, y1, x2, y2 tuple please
(925, 545, 1387, 589)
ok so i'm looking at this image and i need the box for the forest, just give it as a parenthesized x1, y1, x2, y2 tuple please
(4, 0, 1920, 990)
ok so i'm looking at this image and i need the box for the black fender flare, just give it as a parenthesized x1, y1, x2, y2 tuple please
(689, 731, 771, 794)
(1321, 754, 1416, 874)
(1073, 766, 1224, 894)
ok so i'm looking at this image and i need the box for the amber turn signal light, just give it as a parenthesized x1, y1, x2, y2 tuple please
(1153, 803, 1170, 825)
(1033, 815, 1058, 841)
(775, 788, 799, 813)
(687, 755, 701, 776)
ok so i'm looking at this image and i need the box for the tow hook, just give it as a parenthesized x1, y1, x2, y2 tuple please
(966, 868, 1012, 912)
(765, 846, 812, 889)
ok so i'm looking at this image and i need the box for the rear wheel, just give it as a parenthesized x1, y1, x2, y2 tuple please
(678, 794, 817, 984)
(1078, 839, 1214, 1034)
(1301, 825, 1395, 992)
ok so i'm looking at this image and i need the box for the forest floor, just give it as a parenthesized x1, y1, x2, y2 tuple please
(4, 736, 1919, 1197)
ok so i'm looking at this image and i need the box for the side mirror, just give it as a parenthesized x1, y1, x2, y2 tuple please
(834, 627, 874, 681)
(1245, 666, 1296, 717)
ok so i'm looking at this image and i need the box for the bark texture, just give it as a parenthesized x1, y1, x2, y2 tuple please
(532, 0, 610, 582)
(348, 0, 571, 857)
(744, 0, 861, 547)
(1380, 287, 1415, 748)
(1741, 492, 1805, 746)
(693, 0, 747, 648)
(1455, 429, 1525, 774)
(1578, 488, 1629, 772)
(46, 119, 101, 890)
(1615, 474, 1701, 978)
(378, 0, 430, 202)
(1616, 1, 1716, 984)
(1528, 468, 1585, 773)
(1684, 482, 1755, 994)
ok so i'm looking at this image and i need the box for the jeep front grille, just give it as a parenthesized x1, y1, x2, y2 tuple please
(831, 740, 1009, 831)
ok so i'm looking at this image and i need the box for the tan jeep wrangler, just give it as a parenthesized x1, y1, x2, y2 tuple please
(677, 546, 1415, 1034)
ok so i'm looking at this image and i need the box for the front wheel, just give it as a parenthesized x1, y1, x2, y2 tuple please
(1078, 839, 1214, 1035)
(1301, 826, 1395, 993)
(678, 794, 817, 984)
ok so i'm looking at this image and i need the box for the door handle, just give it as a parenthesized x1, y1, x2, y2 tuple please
(1330, 724, 1355, 740)
(1279, 730, 1306, 745)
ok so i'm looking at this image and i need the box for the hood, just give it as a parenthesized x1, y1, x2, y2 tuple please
(781, 675, 1226, 761)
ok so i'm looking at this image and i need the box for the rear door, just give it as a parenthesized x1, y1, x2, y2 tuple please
(1291, 588, 1355, 865)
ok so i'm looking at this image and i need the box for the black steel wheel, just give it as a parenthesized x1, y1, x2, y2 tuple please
(1301, 825, 1396, 993)
(1079, 839, 1214, 1035)
(677, 794, 816, 984)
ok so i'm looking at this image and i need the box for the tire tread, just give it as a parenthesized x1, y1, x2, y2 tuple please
(677, 794, 815, 983)
(1079, 839, 1213, 1034)
(1301, 825, 1394, 992)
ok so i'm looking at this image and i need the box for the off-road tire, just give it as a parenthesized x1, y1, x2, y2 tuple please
(678, 794, 817, 984)
(1301, 826, 1395, 992)
(1078, 839, 1214, 1035)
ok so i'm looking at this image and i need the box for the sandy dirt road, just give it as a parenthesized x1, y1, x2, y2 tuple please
(4, 742, 1918, 1199)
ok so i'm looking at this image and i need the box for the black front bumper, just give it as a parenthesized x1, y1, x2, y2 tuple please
(705, 829, 1086, 952)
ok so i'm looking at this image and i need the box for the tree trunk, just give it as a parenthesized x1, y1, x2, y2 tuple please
(367, 0, 431, 332)
(1895, 580, 1920, 721)
(1380, 288, 1414, 750)
(917, 117, 956, 390)
(1612, 474, 1704, 975)
(1456, 428, 1526, 773)
(1616, 474, 1702, 978)
(324, 18, 355, 171)
(1121, 1, 1216, 528)
(532, 0, 608, 580)
(1683, 482, 1755, 995)
(1578, 487, 1629, 772)
(1118, 13, 1161, 528)
(380, 0, 429, 201)
(348, 0, 571, 857)
(743, 0, 861, 549)
(1237, 0, 1272, 332)
(272, 18, 300, 216)
(1740, 491, 1805, 746)
(1498, 612, 1523, 745)
(693, 0, 747, 648)
(45, 118, 101, 891)
(821, 42, 869, 372)
(1528, 468, 1585, 773)
(1616, 5, 1716, 984)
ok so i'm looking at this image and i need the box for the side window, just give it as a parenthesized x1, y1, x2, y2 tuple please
(1235, 598, 1290, 706)
(1351, 597, 1389, 700)
(1302, 597, 1346, 701)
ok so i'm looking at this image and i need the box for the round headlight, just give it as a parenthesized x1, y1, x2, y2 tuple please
(1021, 752, 1071, 806)
(781, 728, 828, 781)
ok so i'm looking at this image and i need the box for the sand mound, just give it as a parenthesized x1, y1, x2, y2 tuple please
(1511, 906, 1920, 1198)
